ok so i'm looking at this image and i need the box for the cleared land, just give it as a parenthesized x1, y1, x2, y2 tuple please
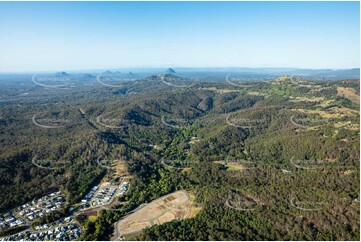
(289, 96, 324, 102)
(115, 162, 127, 177)
(337, 87, 360, 105)
(247, 91, 267, 97)
(197, 87, 240, 94)
(213, 160, 244, 171)
(291, 107, 359, 119)
(115, 191, 191, 239)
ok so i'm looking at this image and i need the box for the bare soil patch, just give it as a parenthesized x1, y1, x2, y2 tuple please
(117, 191, 191, 237)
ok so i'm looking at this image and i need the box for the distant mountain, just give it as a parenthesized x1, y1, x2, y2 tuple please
(83, 74, 95, 78)
(56, 71, 69, 76)
(102, 71, 123, 76)
(282, 68, 360, 80)
(128, 71, 135, 76)
(145, 75, 160, 81)
(165, 68, 176, 74)
(103, 71, 113, 75)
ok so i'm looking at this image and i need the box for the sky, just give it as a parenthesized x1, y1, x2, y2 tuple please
(0, 1, 359, 72)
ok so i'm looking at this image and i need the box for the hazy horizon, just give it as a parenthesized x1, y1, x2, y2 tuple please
(0, 66, 360, 75)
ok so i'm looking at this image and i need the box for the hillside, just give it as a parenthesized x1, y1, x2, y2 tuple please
(0, 73, 359, 241)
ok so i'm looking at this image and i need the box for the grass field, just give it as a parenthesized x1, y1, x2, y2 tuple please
(337, 87, 360, 105)
(289, 96, 324, 102)
(213, 160, 244, 171)
(88, 215, 98, 222)
(115, 162, 127, 176)
(292, 107, 359, 119)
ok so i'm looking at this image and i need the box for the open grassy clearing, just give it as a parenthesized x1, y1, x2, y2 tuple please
(88, 215, 98, 222)
(276, 76, 289, 81)
(213, 160, 244, 171)
(187, 192, 202, 218)
(115, 162, 127, 177)
(289, 96, 324, 102)
(334, 121, 359, 131)
(247, 91, 269, 97)
(292, 107, 359, 119)
(337, 87, 360, 105)
(318, 99, 337, 108)
(197, 87, 241, 94)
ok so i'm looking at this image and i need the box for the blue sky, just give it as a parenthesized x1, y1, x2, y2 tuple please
(0, 1, 359, 72)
